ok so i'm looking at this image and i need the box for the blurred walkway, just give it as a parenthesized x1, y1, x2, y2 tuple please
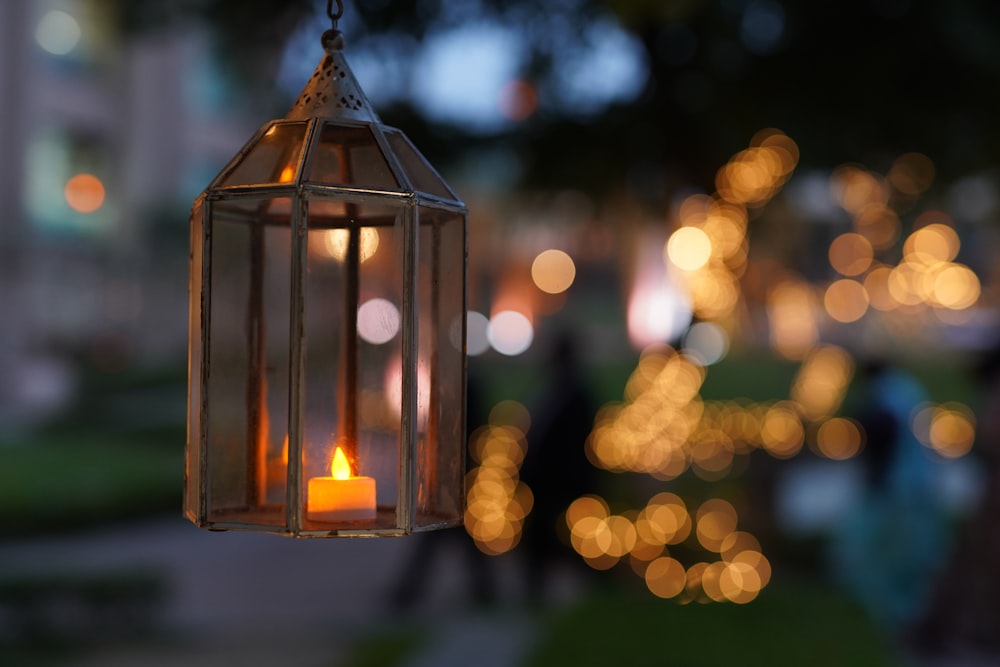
(0, 516, 551, 666)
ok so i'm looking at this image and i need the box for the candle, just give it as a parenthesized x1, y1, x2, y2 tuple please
(307, 445, 376, 522)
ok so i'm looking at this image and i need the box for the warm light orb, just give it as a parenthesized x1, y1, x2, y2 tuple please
(824, 279, 869, 323)
(531, 249, 576, 294)
(65, 173, 106, 213)
(331, 446, 352, 480)
(915, 404, 976, 458)
(904, 222, 960, 264)
(666, 226, 713, 271)
(645, 556, 687, 599)
(815, 417, 864, 460)
(321, 227, 380, 262)
(932, 264, 980, 310)
(828, 233, 873, 277)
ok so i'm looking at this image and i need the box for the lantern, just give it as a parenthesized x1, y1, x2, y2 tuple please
(185, 9, 467, 537)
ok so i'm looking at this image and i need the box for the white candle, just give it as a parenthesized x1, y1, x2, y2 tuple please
(307, 445, 376, 522)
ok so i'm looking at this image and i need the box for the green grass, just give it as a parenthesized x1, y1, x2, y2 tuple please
(527, 579, 899, 667)
(343, 578, 898, 667)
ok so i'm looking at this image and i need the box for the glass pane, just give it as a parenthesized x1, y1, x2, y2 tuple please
(301, 201, 406, 533)
(306, 123, 399, 190)
(206, 198, 292, 527)
(415, 207, 466, 527)
(185, 197, 205, 523)
(384, 129, 457, 200)
(216, 122, 308, 187)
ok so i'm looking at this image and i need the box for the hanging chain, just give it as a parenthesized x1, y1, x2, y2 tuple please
(327, 0, 344, 29)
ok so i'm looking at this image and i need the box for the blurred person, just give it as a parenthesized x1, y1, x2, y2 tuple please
(828, 360, 951, 635)
(518, 331, 600, 604)
(911, 346, 1000, 656)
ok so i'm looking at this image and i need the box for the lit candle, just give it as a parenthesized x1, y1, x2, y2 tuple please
(307, 444, 376, 522)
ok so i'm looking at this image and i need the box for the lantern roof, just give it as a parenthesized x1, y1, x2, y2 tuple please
(286, 31, 380, 124)
(206, 31, 463, 208)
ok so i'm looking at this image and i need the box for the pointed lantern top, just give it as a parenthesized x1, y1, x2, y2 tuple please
(285, 30, 380, 123)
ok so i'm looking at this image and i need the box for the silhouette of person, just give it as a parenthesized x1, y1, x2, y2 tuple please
(518, 331, 599, 603)
(911, 344, 1000, 655)
(829, 360, 950, 633)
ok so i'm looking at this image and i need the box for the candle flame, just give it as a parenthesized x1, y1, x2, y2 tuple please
(279, 166, 295, 183)
(331, 446, 352, 480)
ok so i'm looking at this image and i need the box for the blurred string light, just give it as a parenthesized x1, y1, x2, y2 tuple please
(823, 157, 982, 327)
(565, 493, 770, 603)
(667, 130, 798, 327)
(465, 404, 533, 554)
(546, 132, 983, 603)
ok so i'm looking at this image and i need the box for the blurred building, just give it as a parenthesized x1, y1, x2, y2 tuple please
(0, 0, 260, 430)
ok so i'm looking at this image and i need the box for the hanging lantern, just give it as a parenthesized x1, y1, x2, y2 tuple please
(185, 3, 467, 537)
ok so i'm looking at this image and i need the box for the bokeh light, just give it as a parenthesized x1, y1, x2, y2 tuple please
(855, 204, 900, 250)
(356, 298, 400, 344)
(465, 310, 491, 356)
(767, 280, 818, 359)
(791, 344, 854, 421)
(828, 232, 873, 277)
(320, 227, 380, 262)
(465, 422, 533, 554)
(487, 310, 534, 356)
(666, 226, 712, 271)
(824, 279, 869, 323)
(913, 403, 976, 458)
(531, 249, 576, 294)
(36, 10, 81, 56)
(814, 417, 864, 460)
(760, 402, 804, 458)
(64, 173, 105, 213)
(683, 321, 730, 366)
(695, 498, 738, 552)
(888, 152, 935, 196)
(645, 556, 687, 599)
(498, 79, 538, 122)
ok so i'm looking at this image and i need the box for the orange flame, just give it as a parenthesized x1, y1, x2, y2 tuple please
(331, 446, 352, 480)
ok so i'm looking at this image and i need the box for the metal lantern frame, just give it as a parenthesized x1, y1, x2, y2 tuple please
(185, 26, 468, 537)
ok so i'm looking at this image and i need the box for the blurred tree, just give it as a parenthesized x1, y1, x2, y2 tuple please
(113, 0, 1000, 201)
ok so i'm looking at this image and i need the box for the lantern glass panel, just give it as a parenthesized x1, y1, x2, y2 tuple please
(415, 207, 466, 527)
(205, 197, 293, 527)
(382, 130, 456, 200)
(217, 122, 308, 188)
(306, 123, 399, 190)
(301, 197, 405, 531)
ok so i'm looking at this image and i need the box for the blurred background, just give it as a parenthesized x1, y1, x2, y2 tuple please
(3, 0, 1000, 665)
